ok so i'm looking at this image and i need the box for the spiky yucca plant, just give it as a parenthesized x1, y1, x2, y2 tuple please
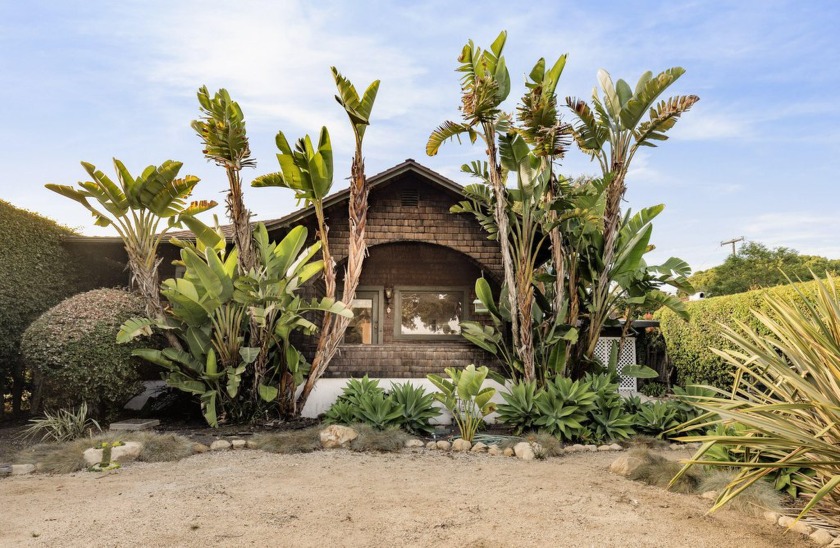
(672, 275, 840, 527)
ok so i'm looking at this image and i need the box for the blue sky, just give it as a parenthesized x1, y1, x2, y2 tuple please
(2, 1, 838, 271)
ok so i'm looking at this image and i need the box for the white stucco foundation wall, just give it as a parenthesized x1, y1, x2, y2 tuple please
(299, 378, 509, 424)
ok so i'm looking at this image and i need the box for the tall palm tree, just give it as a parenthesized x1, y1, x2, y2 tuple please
(47, 159, 215, 348)
(566, 68, 698, 361)
(192, 87, 258, 273)
(254, 68, 379, 415)
(427, 31, 528, 376)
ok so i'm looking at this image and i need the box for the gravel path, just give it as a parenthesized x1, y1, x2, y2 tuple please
(0, 448, 807, 547)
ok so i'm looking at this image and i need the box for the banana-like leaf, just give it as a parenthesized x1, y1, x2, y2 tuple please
(131, 348, 175, 369)
(117, 316, 157, 343)
(618, 67, 686, 131)
(258, 384, 279, 402)
(635, 95, 700, 146)
(239, 347, 260, 364)
(426, 121, 476, 156)
(621, 364, 659, 379)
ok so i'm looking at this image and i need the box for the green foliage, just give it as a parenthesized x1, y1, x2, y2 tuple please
(388, 382, 440, 436)
(323, 400, 357, 426)
(122, 223, 346, 426)
(22, 289, 150, 419)
(0, 200, 91, 414)
(585, 373, 635, 442)
(657, 278, 821, 389)
(533, 376, 596, 441)
(639, 381, 666, 397)
(428, 365, 497, 442)
(22, 403, 101, 443)
(689, 242, 840, 297)
(633, 401, 680, 438)
(496, 380, 539, 435)
(621, 395, 644, 415)
(672, 275, 840, 526)
(324, 378, 439, 434)
(355, 392, 403, 430)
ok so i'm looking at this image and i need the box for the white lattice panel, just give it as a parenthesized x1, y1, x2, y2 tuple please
(594, 337, 637, 392)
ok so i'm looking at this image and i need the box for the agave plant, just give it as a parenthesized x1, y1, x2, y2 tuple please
(672, 275, 840, 527)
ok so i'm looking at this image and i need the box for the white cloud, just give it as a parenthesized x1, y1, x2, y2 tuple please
(741, 212, 840, 258)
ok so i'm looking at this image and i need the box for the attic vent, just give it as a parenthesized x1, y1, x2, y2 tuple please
(400, 188, 420, 207)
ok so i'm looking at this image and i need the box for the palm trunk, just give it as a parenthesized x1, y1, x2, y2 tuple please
(297, 148, 368, 412)
(127, 249, 183, 351)
(482, 122, 526, 379)
(585, 161, 628, 362)
(225, 167, 258, 273)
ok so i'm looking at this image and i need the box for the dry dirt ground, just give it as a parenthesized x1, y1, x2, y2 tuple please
(0, 448, 809, 548)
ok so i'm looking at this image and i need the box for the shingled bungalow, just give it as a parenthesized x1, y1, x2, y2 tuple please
(65, 159, 506, 415)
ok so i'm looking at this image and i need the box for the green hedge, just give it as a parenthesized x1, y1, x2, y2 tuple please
(657, 279, 820, 389)
(0, 200, 86, 414)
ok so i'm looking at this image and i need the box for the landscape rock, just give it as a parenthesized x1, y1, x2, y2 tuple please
(566, 444, 585, 453)
(0, 464, 11, 477)
(83, 441, 143, 466)
(700, 491, 718, 501)
(503, 447, 515, 457)
(514, 442, 535, 461)
(609, 452, 647, 476)
(762, 511, 780, 525)
(597, 445, 612, 452)
(404, 439, 425, 449)
(584, 445, 597, 452)
(246, 440, 259, 449)
(426, 441, 437, 450)
(487, 445, 502, 456)
(810, 530, 835, 546)
(778, 516, 813, 535)
(231, 439, 246, 449)
(451, 439, 472, 452)
(11, 464, 35, 475)
(435, 440, 451, 451)
(192, 443, 210, 453)
(471, 442, 488, 453)
(209, 440, 232, 451)
(319, 425, 358, 449)
(608, 444, 623, 451)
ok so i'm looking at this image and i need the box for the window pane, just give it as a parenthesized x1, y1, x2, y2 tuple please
(345, 298, 374, 344)
(400, 291, 462, 336)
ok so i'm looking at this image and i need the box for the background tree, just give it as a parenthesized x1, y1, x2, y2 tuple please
(689, 241, 840, 297)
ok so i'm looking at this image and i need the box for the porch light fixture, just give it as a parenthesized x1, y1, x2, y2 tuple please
(473, 298, 489, 314)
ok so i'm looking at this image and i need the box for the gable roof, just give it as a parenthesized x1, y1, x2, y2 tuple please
(63, 159, 469, 244)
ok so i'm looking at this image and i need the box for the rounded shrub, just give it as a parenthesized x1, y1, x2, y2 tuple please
(21, 288, 150, 419)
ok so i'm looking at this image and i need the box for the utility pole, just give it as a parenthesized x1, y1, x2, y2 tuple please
(721, 236, 745, 256)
